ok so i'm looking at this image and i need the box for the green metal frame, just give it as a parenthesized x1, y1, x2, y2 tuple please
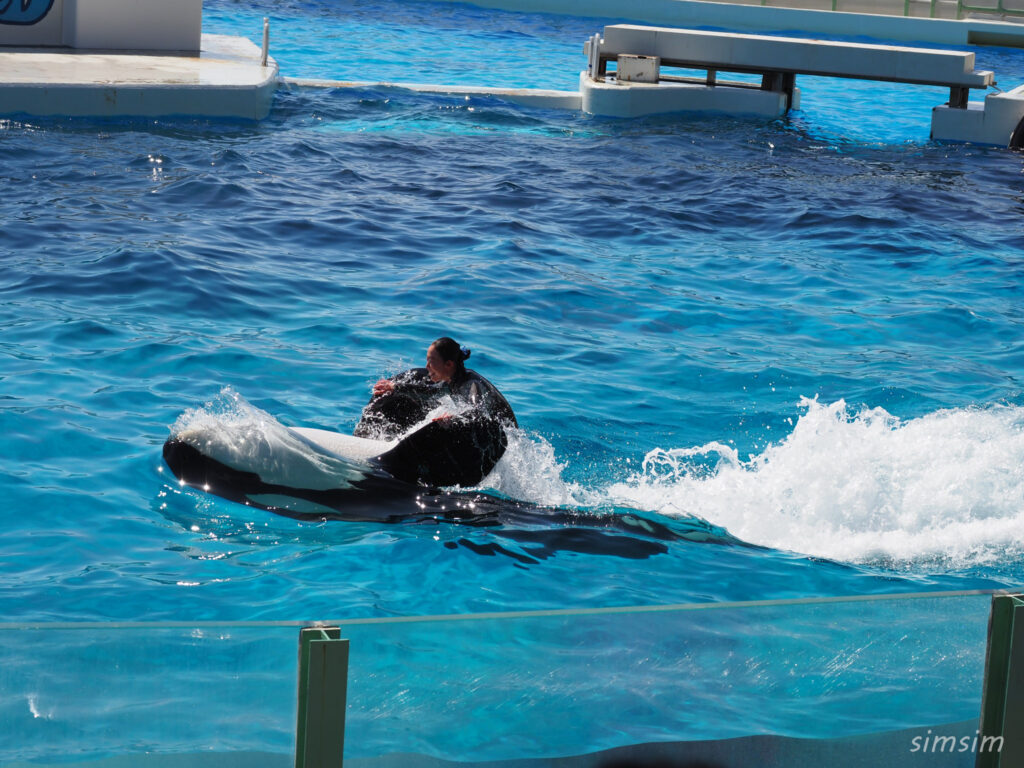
(977, 595, 1023, 768)
(296, 627, 349, 768)
(959, 0, 1024, 15)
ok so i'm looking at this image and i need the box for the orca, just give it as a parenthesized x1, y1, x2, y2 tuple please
(161, 430, 710, 562)
(161, 391, 741, 561)
(161, 413, 511, 523)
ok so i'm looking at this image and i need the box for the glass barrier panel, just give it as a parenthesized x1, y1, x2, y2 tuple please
(0, 592, 998, 768)
(338, 592, 992, 767)
(0, 624, 298, 768)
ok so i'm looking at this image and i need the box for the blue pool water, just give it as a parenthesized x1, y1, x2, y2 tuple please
(3, 0, 1024, 759)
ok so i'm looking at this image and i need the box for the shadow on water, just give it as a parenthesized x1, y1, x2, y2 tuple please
(161, 438, 742, 565)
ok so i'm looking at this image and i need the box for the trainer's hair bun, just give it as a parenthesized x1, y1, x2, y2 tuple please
(460, 345, 471, 360)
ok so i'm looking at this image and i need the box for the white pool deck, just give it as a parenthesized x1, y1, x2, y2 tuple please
(0, 34, 277, 120)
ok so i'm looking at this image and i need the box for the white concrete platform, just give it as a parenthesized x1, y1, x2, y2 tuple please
(580, 24, 994, 121)
(0, 34, 278, 120)
(932, 84, 1024, 144)
(580, 71, 799, 118)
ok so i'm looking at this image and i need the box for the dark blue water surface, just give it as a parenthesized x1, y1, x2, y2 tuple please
(2, 0, 1024, 631)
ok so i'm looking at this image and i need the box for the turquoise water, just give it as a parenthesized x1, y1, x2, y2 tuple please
(3, 0, 1024, 760)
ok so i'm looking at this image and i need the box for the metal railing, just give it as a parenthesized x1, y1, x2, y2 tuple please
(739, 0, 1024, 19)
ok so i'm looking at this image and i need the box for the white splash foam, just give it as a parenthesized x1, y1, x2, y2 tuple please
(482, 427, 589, 507)
(605, 398, 1024, 566)
(27, 694, 53, 720)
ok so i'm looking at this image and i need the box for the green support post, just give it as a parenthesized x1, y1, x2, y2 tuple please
(296, 627, 349, 768)
(977, 595, 1024, 768)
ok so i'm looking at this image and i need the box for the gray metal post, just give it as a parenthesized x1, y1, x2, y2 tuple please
(296, 627, 349, 768)
(261, 17, 269, 68)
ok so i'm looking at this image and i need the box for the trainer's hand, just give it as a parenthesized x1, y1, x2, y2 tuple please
(372, 379, 394, 397)
(432, 413, 452, 423)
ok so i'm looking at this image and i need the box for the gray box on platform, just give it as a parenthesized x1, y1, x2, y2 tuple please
(0, 0, 201, 51)
(617, 54, 660, 83)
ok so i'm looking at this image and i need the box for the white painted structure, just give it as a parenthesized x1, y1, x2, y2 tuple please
(580, 70, 797, 119)
(0, 35, 278, 119)
(583, 25, 991, 116)
(595, 25, 993, 93)
(0, 0, 275, 119)
(576, 24, 1024, 145)
(932, 85, 1024, 144)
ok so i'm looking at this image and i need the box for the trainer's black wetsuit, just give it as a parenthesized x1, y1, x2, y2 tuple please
(354, 367, 517, 487)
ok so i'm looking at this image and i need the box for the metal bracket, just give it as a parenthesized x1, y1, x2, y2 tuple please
(296, 627, 349, 768)
(977, 595, 1024, 767)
